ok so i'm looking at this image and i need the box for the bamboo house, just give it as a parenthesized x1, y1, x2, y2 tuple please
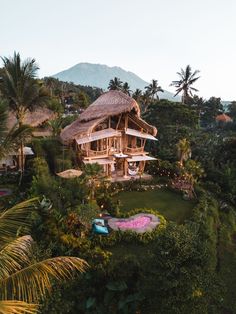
(60, 90, 157, 180)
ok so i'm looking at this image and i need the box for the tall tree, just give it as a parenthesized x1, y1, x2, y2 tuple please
(108, 77, 123, 91)
(0, 100, 31, 163)
(228, 101, 236, 120)
(145, 79, 163, 102)
(132, 89, 142, 102)
(82, 163, 106, 200)
(0, 52, 49, 177)
(141, 90, 152, 113)
(171, 65, 200, 104)
(176, 138, 191, 167)
(0, 52, 49, 125)
(122, 82, 131, 95)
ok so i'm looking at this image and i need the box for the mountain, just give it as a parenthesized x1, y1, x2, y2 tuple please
(52, 63, 179, 101)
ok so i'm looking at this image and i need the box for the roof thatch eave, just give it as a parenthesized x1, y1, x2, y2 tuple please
(60, 117, 106, 145)
(7, 108, 55, 129)
(78, 90, 140, 123)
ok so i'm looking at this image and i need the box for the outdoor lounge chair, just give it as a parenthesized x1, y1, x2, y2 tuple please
(92, 218, 109, 235)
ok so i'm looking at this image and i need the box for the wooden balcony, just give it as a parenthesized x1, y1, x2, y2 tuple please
(124, 147, 144, 155)
(82, 149, 109, 159)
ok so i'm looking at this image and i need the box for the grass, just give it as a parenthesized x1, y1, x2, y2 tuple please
(114, 187, 196, 224)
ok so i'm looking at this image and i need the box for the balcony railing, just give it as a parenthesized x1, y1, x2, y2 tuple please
(124, 147, 144, 154)
(82, 149, 108, 157)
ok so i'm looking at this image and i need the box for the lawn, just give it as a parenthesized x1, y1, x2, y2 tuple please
(115, 188, 196, 224)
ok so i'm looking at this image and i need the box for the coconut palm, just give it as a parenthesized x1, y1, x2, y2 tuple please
(47, 116, 64, 138)
(176, 138, 191, 167)
(132, 89, 142, 102)
(182, 159, 204, 197)
(108, 77, 123, 91)
(122, 82, 132, 96)
(141, 90, 152, 113)
(145, 79, 163, 102)
(0, 198, 87, 314)
(171, 65, 200, 104)
(82, 163, 107, 200)
(0, 53, 49, 178)
(44, 76, 57, 97)
(0, 52, 49, 125)
(0, 100, 31, 161)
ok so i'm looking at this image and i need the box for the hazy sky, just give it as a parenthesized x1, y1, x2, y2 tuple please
(1, 0, 236, 100)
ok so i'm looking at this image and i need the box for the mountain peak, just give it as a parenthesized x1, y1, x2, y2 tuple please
(52, 63, 177, 101)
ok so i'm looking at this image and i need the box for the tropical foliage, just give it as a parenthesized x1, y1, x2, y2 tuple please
(108, 77, 123, 91)
(1, 52, 236, 313)
(171, 65, 200, 104)
(0, 100, 31, 160)
(0, 199, 87, 314)
(145, 79, 163, 101)
(0, 52, 49, 125)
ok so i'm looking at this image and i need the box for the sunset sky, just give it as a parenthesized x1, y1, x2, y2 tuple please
(1, 0, 236, 100)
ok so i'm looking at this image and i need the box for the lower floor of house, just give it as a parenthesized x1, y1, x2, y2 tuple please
(83, 154, 156, 181)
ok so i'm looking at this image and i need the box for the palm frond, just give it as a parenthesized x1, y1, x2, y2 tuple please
(188, 76, 200, 85)
(170, 80, 181, 87)
(0, 236, 33, 280)
(1, 257, 88, 302)
(174, 88, 182, 96)
(0, 100, 8, 135)
(190, 87, 199, 92)
(0, 300, 38, 314)
(0, 199, 38, 243)
(0, 124, 32, 160)
(189, 70, 200, 80)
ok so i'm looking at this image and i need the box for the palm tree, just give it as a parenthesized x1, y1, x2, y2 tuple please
(0, 52, 49, 178)
(47, 116, 64, 138)
(171, 65, 200, 104)
(0, 52, 49, 125)
(145, 79, 164, 102)
(132, 89, 142, 102)
(108, 77, 123, 91)
(82, 163, 106, 200)
(0, 100, 31, 163)
(141, 90, 152, 113)
(182, 159, 204, 197)
(122, 82, 132, 96)
(0, 198, 87, 314)
(176, 138, 191, 167)
(44, 76, 56, 97)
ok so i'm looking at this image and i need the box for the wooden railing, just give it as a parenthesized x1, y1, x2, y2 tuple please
(82, 149, 108, 157)
(124, 147, 144, 154)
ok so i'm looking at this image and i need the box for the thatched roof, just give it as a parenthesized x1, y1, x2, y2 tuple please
(78, 90, 140, 122)
(61, 117, 106, 144)
(56, 169, 83, 178)
(7, 108, 55, 129)
(60, 90, 157, 144)
(215, 113, 233, 122)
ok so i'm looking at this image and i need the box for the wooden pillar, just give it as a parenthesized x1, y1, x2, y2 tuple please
(131, 136, 136, 148)
(86, 143, 89, 157)
(139, 161, 146, 174)
(108, 164, 111, 177)
(123, 159, 128, 177)
(125, 114, 128, 129)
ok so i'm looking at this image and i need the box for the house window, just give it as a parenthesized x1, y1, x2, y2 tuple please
(91, 141, 97, 151)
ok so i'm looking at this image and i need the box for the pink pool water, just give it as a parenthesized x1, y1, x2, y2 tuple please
(115, 216, 151, 229)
